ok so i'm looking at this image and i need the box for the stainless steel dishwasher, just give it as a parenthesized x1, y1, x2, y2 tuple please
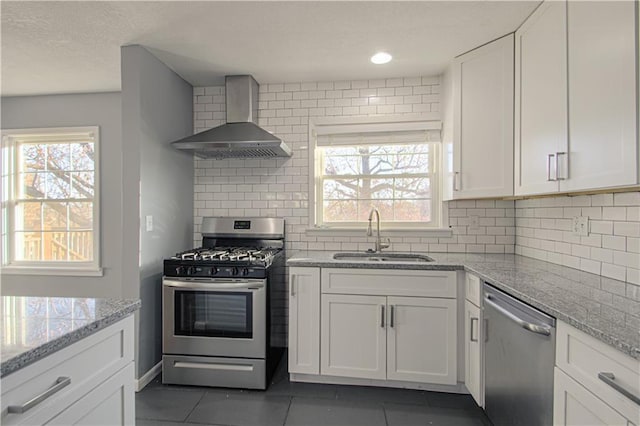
(483, 283, 556, 426)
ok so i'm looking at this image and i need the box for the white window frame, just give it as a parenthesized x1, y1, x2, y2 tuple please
(1, 126, 102, 276)
(309, 115, 447, 233)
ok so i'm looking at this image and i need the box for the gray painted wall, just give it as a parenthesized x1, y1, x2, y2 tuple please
(1, 92, 125, 298)
(121, 45, 194, 378)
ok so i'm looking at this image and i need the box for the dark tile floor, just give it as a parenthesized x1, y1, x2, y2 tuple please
(136, 355, 492, 426)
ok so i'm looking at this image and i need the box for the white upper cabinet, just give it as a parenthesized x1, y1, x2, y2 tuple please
(515, 0, 638, 195)
(451, 34, 514, 199)
(563, 0, 638, 192)
(515, 1, 568, 196)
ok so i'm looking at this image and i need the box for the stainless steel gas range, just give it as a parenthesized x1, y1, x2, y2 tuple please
(162, 217, 285, 390)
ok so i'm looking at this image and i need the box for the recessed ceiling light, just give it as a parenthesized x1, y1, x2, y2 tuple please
(371, 52, 392, 65)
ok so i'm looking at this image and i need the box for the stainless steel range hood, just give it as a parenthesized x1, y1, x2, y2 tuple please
(172, 75, 292, 159)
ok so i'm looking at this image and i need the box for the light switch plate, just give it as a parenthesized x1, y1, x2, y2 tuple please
(145, 215, 153, 232)
(572, 216, 588, 236)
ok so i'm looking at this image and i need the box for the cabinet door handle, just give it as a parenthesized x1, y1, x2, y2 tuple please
(598, 372, 640, 406)
(556, 152, 567, 180)
(546, 154, 556, 181)
(453, 172, 460, 191)
(290, 275, 296, 297)
(380, 305, 385, 328)
(8, 376, 71, 414)
(470, 317, 478, 342)
(390, 305, 395, 328)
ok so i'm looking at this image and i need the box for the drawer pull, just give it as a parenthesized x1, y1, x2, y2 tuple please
(598, 372, 640, 406)
(380, 305, 385, 328)
(8, 376, 71, 414)
(470, 317, 478, 342)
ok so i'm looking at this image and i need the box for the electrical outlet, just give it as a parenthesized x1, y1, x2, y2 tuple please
(572, 216, 589, 237)
(469, 216, 479, 229)
(145, 215, 153, 232)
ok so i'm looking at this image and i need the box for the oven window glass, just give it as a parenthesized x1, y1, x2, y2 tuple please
(174, 291, 252, 338)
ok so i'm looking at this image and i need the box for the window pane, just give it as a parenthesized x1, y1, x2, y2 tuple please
(323, 200, 358, 222)
(362, 178, 394, 199)
(395, 178, 431, 199)
(323, 179, 358, 200)
(66, 231, 93, 260)
(69, 202, 92, 229)
(393, 200, 431, 221)
(70, 172, 94, 198)
(43, 202, 67, 230)
(47, 144, 71, 170)
(324, 154, 361, 175)
(20, 144, 46, 172)
(71, 143, 94, 171)
(44, 171, 71, 199)
(14, 231, 42, 261)
(19, 172, 46, 198)
(15, 202, 42, 231)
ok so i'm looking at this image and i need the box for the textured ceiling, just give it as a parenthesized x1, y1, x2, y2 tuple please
(1, 1, 539, 96)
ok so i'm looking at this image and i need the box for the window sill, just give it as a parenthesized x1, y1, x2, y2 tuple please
(1, 266, 104, 277)
(305, 227, 453, 238)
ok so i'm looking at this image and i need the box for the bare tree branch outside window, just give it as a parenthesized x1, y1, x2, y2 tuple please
(320, 143, 435, 224)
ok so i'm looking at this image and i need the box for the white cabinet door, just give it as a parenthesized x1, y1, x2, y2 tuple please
(514, 1, 567, 196)
(453, 33, 514, 198)
(46, 363, 135, 426)
(464, 300, 483, 407)
(563, 1, 638, 191)
(387, 297, 457, 385)
(321, 294, 387, 380)
(288, 267, 321, 375)
(554, 368, 628, 426)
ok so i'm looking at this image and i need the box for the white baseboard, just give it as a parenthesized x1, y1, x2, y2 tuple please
(136, 361, 162, 392)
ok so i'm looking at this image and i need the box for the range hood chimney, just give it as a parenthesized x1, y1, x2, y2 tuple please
(172, 75, 292, 159)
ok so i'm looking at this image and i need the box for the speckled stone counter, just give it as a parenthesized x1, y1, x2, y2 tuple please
(1, 297, 141, 377)
(288, 251, 640, 360)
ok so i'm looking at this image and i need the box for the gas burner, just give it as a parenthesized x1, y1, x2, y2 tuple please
(172, 247, 280, 266)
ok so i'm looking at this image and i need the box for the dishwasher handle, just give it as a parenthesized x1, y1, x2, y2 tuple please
(485, 294, 552, 336)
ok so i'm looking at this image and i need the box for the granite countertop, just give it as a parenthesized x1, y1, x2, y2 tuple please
(287, 251, 640, 360)
(1, 297, 141, 377)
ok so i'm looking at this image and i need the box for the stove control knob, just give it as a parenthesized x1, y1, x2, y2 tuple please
(241, 268, 250, 276)
(186, 266, 196, 276)
(209, 267, 218, 276)
(231, 267, 239, 276)
(175, 266, 185, 275)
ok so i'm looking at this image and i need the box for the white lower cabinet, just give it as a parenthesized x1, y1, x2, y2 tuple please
(288, 267, 321, 375)
(387, 296, 457, 384)
(554, 321, 640, 426)
(321, 294, 457, 384)
(47, 363, 135, 426)
(464, 299, 482, 406)
(554, 368, 627, 426)
(320, 294, 387, 380)
(1, 316, 135, 426)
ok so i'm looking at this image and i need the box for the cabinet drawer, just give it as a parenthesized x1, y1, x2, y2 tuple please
(465, 273, 481, 305)
(321, 268, 456, 298)
(1, 317, 134, 426)
(556, 321, 639, 424)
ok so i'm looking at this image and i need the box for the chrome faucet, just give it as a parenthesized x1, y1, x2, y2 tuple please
(366, 207, 390, 253)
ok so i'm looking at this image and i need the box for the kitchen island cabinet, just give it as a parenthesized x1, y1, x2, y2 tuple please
(1, 297, 139, 426)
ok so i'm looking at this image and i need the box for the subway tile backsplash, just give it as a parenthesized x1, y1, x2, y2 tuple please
(192, 77, 638, 287)
(515, 192, 640, 285)
(193, 76, 515, 256)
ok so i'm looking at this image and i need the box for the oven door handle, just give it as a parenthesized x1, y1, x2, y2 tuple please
(163, 281, 265, 290)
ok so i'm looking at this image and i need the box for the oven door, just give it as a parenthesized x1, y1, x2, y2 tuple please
(162, 278, 266, 359)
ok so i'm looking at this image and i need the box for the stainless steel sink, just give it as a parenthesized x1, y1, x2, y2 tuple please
(332, 252, 435, 263)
